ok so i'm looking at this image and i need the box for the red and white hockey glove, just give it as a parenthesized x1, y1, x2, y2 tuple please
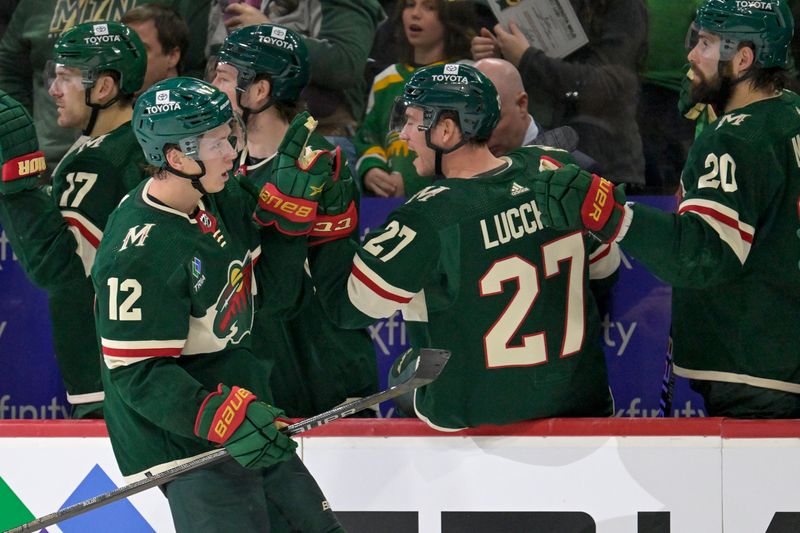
(194, 384, 297, 469)
(253, 111, 332, 235)
(534, 158, 626, 243)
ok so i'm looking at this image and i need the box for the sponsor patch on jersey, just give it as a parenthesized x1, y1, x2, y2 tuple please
(192, 257, 206, 292)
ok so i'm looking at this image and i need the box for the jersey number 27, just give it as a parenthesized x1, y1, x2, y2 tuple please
(479, 233, 585, 368)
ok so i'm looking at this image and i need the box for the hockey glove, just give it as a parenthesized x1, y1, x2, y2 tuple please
(194, 384, 297, 469)
(533, 159, 626, 243)
(254, 111, 331, 235)
(0, 92, 45, 195)
(309, 146, 359, 246)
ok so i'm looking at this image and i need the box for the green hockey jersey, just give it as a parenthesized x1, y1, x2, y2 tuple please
(311, 146, 619, 430)
(0, 122, 147, 409)
(621, 90, 800, 394)
(93, 178, 311, 479)
(236, 133, 378, 416)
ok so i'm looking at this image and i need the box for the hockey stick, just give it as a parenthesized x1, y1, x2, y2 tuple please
(657, 337, 675, 417)
(6, 348, 451, 533)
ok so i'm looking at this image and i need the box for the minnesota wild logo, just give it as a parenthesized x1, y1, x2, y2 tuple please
(49, 0, 137, 37)
(212, 253, 255, 343)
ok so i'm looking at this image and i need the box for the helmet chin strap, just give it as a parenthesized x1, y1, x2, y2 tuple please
(82, 88, 120, 136)
(708, 59, 747, 114)
(165, 161, 210, 196)
(425, 128, 467, 180)
(236, 86, 274, 125)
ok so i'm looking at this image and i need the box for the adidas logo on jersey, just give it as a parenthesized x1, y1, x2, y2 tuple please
(510, 182, 529, 196)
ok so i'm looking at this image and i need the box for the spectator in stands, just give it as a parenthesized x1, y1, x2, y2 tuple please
(472, 0, 648, 188)
(122, 4, 189, 93)
(210, 24, 378, 419)
(355, 0, 476, 198)
(637, 0, 703, 193)
(0, 22, 148, 419)
(534, 0, 800, 418)
(0, 0, 213, 176)
(474, 57, 600, 172)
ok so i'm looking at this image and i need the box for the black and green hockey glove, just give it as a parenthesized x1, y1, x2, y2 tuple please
(194, 384, 297, 469)
(0, 92, 45, 195)
(533, 158, 626, 243)
(253, 111, 332, 235)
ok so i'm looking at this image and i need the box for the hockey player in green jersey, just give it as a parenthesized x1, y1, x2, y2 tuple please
(93, 77, 344, 532)
(533, 0, 800, 418)
(288, 63, 620, 430)
(211, 24, 378, 417)
(0, 21, 148, 418)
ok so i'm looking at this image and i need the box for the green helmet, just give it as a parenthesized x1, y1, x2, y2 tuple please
(217, 24, 310, 103)
(133, 77, 238, 167)
(53, 21, 146, 94)
(396, 63, 500, 146)
(691, 0, 794, 68)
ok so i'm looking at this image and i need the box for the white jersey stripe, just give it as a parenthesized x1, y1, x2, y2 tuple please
(678, 199, 754, 264)
(104, 355, 160, 369)
(588, 242, 621, 280)
(674, 364, 800, 394)
(352, 255, 416, 299)
(102, 338, 185, 350)
(679, 198, 755, 237)
(347, 270, 406, 319)
(62, 210, 103, 275)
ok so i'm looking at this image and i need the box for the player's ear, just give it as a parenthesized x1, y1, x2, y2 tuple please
(93, 73, 119, 104)
(164, 145, 185, 169)
(734, 44, 755, 75)
(253, 78, 271, 108)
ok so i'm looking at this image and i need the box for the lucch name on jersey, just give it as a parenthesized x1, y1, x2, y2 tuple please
(480, 199, 545, 250)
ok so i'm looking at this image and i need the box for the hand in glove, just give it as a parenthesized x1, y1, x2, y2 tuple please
(195, 384, 297, 469)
